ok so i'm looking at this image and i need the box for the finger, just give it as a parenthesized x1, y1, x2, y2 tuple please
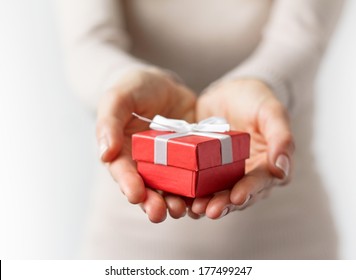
(230, 165, 281, 206)
(196, 92, 215, 121)
(206, 187, 262, 220)
(183, 198, 204, 219)
(109, 153, 146, 204)
(141, 188, 167, 223)
(187, 208, 203, 219)
(158, 78, 197, 121)
(191, 196, 211, 215)
(258, 100, 295, 183)
(164, 195, 187, 219)
(96, 90, 134, 162)
(205, 191, 232, 219)
(239, 188, 268, 209)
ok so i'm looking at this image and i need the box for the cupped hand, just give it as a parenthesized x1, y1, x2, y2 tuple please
(192, 79, 295, 219)
(96, 68, 196, 223)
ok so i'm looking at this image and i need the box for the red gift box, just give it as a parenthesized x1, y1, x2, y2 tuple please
(132, 130, 250, 198)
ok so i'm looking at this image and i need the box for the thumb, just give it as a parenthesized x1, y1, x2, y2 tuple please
(259, 98, 295, 184)
(96, 90, 133, 162)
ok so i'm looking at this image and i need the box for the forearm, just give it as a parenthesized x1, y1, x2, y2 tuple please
(54, 0, 149, 112)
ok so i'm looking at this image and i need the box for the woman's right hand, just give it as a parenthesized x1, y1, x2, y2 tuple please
(96, 68, 196, 223)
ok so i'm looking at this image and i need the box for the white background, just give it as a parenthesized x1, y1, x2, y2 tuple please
(0, 0, 355, 259)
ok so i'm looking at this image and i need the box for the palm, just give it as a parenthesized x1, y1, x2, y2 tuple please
(192, 79, 292, 218)
(99, 70, 196, 222)
(199, 82, 270, 174)
(118, 78, 196, 177)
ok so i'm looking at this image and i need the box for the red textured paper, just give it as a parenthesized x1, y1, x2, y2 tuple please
(132, 129, 250, 197)
(132, 130, 250, 170)
(137, 160, 245, 197)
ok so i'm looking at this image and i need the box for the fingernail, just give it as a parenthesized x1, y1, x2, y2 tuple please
(236, 194, 251, 210)
(188, 210, 203, 219)
(275, 154, 290, 178)
(218, 204, 235, 219)
(98, 137, 109, 160)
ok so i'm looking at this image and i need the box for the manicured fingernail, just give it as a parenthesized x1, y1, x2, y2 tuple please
(98, 137, 109, 160)
(218, 204, 235, 219)
(219, 208, 229, 219)
(236, 194, 251, 210)
(275, 154, 290, 178)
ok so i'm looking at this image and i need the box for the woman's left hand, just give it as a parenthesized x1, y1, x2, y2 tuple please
(191, 79, 295, 219)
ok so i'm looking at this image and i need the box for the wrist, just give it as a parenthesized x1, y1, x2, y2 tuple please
(215, 64, 293, 112)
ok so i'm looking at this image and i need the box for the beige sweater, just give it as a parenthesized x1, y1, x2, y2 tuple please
(55, 0, 344, 259)
(55, 0, 343, 113)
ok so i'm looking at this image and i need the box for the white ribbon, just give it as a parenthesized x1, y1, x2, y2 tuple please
(132, 112, 230, 133)
(132, 113, 233, 166)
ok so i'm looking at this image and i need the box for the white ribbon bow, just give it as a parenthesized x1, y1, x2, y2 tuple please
(132, 113, 230, 133)
(132, 113, 234, 166)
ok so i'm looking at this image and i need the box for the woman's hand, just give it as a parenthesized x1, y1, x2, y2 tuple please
(192, 79, 295, 219)
(96, 68, 196, 223)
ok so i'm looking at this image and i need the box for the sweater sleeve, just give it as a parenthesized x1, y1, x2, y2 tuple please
(54, 0, 153, 112)
(220, 0, 344, 113)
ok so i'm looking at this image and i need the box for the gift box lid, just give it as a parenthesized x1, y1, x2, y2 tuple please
(132, 130, 250, 171)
